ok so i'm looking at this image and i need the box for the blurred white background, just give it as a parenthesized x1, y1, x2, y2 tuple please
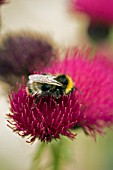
(2, 0, 88, 47)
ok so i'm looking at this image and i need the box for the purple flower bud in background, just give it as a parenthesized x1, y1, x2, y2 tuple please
(0, 31, 56, 85)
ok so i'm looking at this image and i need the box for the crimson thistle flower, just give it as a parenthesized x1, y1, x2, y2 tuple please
(43, 50, 113, 136)
(7, 83, 84, 143)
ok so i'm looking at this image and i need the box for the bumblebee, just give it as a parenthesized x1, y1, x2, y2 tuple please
(26, 74, 79, 103)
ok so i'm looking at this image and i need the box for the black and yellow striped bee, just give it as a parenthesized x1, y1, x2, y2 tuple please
(26, 74, 80, 103)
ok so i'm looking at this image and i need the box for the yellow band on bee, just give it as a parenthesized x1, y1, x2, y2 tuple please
(65, 75, 74, 94)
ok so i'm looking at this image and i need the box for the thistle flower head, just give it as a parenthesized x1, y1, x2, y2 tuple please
(7, 83, 83, 143)
(0, 31, 56, 85)
(43, 50, 113, 136)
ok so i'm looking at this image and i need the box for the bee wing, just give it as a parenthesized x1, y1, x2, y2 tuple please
(29, 74, 63, 86)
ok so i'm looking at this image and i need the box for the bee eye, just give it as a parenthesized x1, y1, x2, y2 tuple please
(56, 75, 68, 86)
(41, 84, 51, 91)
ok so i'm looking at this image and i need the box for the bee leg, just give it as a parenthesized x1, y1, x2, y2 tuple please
(31, 91, 53, 110)
(31, 98, 39, 110)
(36, 91, 53, 102)
(53, 89, 62, 99)
(34, 97, 40, 104)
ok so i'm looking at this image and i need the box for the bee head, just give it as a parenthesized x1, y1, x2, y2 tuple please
(55, 75, 68, 86)
(55, 74, 74, 94)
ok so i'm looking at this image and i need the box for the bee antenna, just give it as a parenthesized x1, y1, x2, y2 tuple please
(75, 87, 82, 95)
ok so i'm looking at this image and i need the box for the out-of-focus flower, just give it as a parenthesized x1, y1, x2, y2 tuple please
(44, 50, 113, 136)
(72, 0, 113, 25)
(7, 85, 83, 143)
(0, 31, 56, 85)
(71, 0, 113, 41)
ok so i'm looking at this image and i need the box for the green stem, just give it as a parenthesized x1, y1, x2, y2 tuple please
(50, 140, 63, 170)
(30, 142, 46, 170)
